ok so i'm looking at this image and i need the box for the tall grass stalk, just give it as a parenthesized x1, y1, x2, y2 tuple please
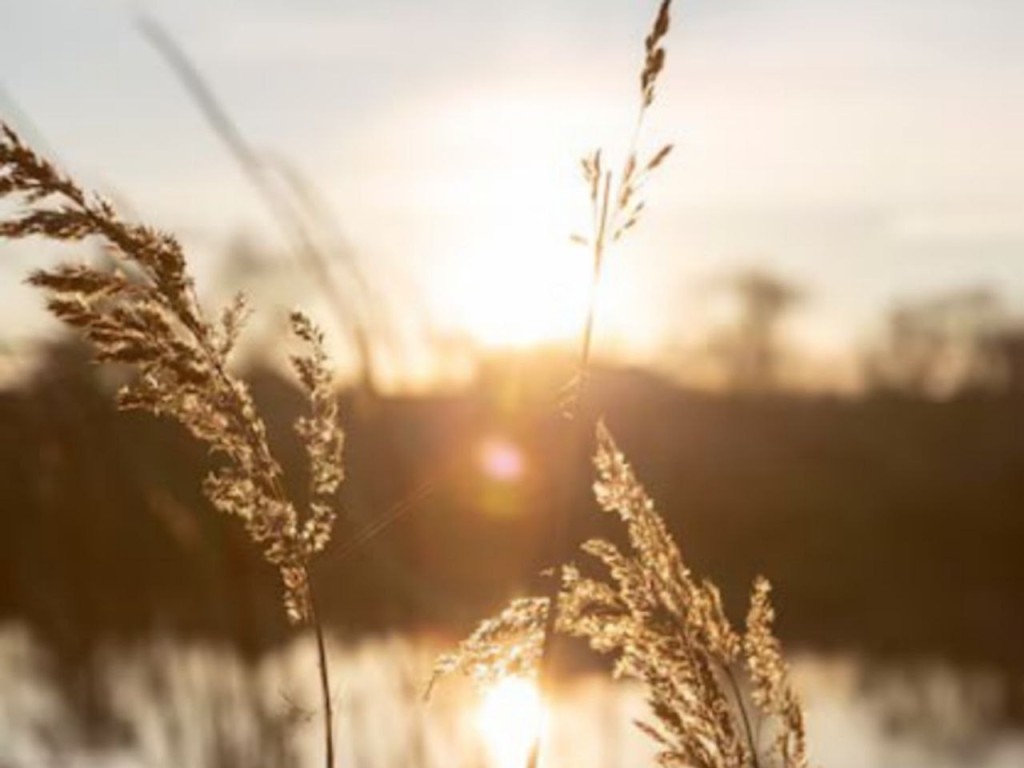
(529, 2, 676, 767)
(430, 3, 811, 767)
(0, 123, 344, 768)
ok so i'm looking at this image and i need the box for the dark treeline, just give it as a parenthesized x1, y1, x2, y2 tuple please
(2, 338, 1023, 675)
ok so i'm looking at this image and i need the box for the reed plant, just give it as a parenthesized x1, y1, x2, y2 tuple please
(0, 123, 343, 767)
(430, 2, 810, 767)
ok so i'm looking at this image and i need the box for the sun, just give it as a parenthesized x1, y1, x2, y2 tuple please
(341, 84, 658, 360)
(447, 225, 591, 350)
(476, 677, 545, 768)
(411, 89, 640, 351)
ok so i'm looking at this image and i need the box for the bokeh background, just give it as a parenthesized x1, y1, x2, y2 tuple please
(1, 1, 1023, 766)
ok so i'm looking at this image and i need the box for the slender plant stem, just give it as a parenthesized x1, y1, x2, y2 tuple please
(514, 10, 666, 767)
(576, 170, 614, 407)
(724, 664, 761, 768)
(137, 14, 378, 395)
(309, 586, 336, 768)
(525, 170, 614, 768)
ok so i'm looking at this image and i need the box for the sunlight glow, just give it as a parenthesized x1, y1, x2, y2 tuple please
(476, 677, 545, 768)
(339, 88, 661, 360)
(447, 216, 591, 349)
(407, 90, 646, 351)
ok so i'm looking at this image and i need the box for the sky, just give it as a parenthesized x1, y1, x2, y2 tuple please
(2, 0, 1023, 387)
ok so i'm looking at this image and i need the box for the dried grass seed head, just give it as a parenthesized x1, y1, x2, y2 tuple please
(1, 122, 346, 625)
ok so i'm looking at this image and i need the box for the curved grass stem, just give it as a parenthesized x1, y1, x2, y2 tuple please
(526, 170, 613, 768)
(724, 664, 761, 768)
(309, 585, 336, 768)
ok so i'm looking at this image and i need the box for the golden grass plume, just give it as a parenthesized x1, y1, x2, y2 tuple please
(0, 122, 344, 625)
(431, 422, 808, 768)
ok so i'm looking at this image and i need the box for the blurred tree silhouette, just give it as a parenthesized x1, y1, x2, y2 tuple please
(864, 287, 1006, 399)
(1, 339, 1024, 675)
(991, 327, 1024, 397)
(709, 268, 803, 394)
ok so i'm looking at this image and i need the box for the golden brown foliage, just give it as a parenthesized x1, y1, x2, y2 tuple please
(431, 422, 809, 768)
(0, 123, 344, 625)
(745, 578, 809, 768)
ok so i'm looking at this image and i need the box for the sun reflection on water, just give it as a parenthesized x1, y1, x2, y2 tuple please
(475, 677, 545, 768)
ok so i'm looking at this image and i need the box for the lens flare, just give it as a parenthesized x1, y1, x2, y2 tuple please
(478, 436, 525, 483)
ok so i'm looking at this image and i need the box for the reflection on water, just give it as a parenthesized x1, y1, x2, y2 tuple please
(0, 626, 1021, 768)
(476, 678, 543, 768)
